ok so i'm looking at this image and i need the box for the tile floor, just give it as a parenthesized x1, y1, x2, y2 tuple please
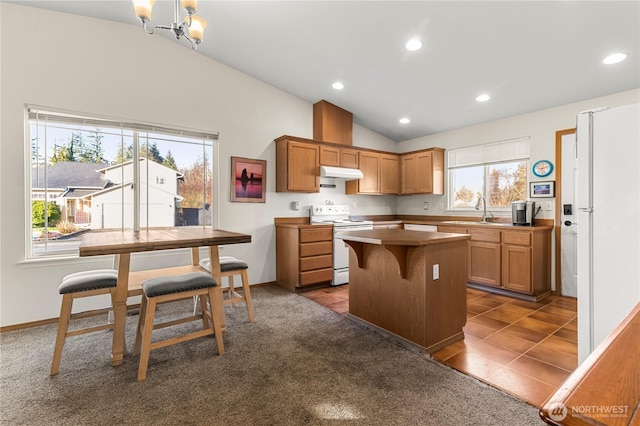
(301, 285, 577, 408)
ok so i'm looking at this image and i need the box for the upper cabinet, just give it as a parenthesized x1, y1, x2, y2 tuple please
(401, 148, 445, 195)
(345, 152, 400, 195)
(313, 100, 353, 145)
(319, 145, 359, 168)
(275, 136, 320, 193)
(380, 153, 400, 194)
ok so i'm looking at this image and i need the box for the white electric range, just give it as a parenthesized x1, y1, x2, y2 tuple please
(310, 205, 373, 285)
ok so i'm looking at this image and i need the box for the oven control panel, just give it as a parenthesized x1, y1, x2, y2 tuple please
(311, 205, 350, 216)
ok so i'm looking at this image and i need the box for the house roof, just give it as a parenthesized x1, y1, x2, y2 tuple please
(32, 162, 109, 190)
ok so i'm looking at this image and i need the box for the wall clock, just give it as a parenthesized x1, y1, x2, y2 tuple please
(532, 160, 554, 178)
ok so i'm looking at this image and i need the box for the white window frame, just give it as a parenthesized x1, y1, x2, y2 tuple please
(447, 137, 530, 212)
(25, 106, 220, 259)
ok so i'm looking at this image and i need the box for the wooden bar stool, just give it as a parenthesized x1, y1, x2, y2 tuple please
(133, 271, 224, 381)
(199, 256, 255, 322)
(50, 269, 119, 376)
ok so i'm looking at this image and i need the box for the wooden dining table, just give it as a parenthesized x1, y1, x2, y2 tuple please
(79, 227, 252, 366)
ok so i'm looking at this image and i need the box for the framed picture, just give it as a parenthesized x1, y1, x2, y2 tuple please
(530, 181, 555, 198)
(231, 157, 266, 203)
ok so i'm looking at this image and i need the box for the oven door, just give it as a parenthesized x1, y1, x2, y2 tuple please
(333, 225, 373, 285)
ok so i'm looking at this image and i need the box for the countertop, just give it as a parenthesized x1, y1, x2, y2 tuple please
(335, 229, 471, 246)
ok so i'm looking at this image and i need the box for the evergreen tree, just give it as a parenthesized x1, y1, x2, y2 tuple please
(81, 130, 107, 163)
(163, 150, 178, 170)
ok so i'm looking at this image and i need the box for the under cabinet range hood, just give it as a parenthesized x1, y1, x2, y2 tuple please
(319, 165, 364, 179)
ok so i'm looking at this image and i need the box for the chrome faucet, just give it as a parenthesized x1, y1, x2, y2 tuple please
(475, 197, 493, 223)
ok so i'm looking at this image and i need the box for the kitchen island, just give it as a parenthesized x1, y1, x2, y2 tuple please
(336, 229, 470, 353)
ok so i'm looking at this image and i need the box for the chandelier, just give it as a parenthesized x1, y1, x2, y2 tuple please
(132, 0, 207, 51)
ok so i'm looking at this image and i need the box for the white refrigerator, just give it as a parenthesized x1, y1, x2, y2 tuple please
(576, 103, 640, 364)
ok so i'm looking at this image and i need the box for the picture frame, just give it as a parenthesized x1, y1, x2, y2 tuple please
(231, 157, 266, 203)
(530, 181, 555, 198)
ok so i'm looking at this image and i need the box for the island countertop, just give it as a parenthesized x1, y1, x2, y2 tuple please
(335, 229, 470, 246)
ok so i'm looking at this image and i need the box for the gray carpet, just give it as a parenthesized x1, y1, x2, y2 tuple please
(1, 285, 540, 425)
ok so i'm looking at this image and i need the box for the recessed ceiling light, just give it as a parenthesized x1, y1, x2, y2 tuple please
(603, 53, 627, 65)
(405, 38, 423, 52)
(399, 118, 410, 124)
(475, 94, 491, 102)
(332, 82, 344, 90)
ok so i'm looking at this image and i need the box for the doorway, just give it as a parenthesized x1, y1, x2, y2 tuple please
(555, 128, 577, 297)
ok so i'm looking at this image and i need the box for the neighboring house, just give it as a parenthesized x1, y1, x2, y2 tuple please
(89, 159, 184, 229)
(31, 161, 109, 224)
(32, 159, 184, 228)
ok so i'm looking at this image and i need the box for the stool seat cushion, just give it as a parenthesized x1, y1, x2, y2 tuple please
(142, 272, 217, 297)
(199, 257, 248, 273)
(58, 269, 118, 294)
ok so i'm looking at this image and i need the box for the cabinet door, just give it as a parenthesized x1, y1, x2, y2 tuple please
(319, 145, 341, 166)
(380, 154, 400, 194)
(356, 151, 380, 193)
(401, 154, 417, 194)
(340, 148, 359, 168)
(502, 245, 532, 293)
(468, 241, 501, 287)
(288, 141, 319, 192)
(415, 151, 433, 193)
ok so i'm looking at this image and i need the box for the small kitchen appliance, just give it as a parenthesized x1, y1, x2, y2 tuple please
(511, 200, 535, 226)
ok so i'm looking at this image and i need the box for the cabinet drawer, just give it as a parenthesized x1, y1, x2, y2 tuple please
(469, 228, 501, 243)
(300, 254, 332, 272)
(503, 231, 531, 246)
(300, 227, 333, 243)
(438, 226, 467, 234)
(300, 268, 333, 286)
(300, 241, 332, 257)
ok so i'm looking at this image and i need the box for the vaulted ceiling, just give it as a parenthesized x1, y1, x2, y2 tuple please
(11, 1, 640, 142)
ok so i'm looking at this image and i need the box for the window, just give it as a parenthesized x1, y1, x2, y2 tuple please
(448, 137, 529, 210)
(28, 107, 218, 258)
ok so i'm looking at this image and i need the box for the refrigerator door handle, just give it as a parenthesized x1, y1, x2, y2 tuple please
(578, 207, 593, 213)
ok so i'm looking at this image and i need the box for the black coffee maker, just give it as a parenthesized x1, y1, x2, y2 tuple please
(511, 201, 535, 226)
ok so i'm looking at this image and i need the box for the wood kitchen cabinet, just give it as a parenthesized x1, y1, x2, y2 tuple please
(275, 136, 320, 192)
(437, 223, 551, 301)
(380, 153, 400, 194)
(468, 228, 502, 287)
(401, 148, 445, 195)
(319, 145, 359, 168)
(346, 151, 381, 194)
(346, 152, 400, 195)
(275, 224, 333, 291)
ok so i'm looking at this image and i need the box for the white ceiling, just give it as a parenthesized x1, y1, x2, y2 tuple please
(11, 1, 640, 142)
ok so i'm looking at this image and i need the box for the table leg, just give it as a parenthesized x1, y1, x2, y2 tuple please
(207, 246, 226, 330)
(112, 253, 131, 366)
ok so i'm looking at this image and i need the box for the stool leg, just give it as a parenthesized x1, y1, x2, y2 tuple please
(137, 295, 157, 381)
(240, 269, 255, 323)
(50, 293, 73, 376)
(133, 293, 148, 356)
(208, 287, 224, 355)
(199, 293, 210, 329)
(227, 276, 236, 305)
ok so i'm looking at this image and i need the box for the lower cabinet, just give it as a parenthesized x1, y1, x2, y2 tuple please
(438, 224, 551, 301)
(468, 241, 501, 287)
(275, 224, 333, 291)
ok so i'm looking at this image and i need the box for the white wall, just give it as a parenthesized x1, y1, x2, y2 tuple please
(396, 89, 640, 218)
(0, 4, 397, 327)
(1, 4, 638, 327)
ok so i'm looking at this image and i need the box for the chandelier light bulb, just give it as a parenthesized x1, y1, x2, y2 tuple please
(132, 0, 155, 22)
(188, 15, 207, 44)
